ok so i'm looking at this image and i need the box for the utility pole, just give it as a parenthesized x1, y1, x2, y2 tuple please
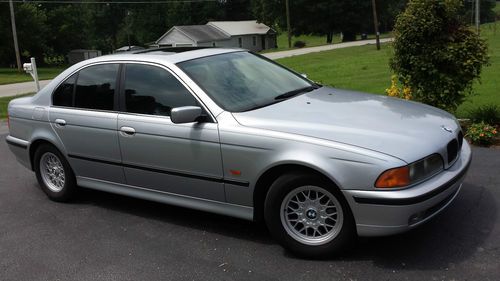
(371, 0, 380, 50)
(475, 0, 480, 34)
(285, 0, 291, 48)
(9, 0, 22, 72)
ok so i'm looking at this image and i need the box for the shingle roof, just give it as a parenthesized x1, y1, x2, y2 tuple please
(176, 25, 230, 43)
(207, 20, 274, 36)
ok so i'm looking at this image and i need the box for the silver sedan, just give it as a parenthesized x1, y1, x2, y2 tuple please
(6, 48, 471, 258)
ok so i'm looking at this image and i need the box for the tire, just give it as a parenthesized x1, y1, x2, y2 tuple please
(264, 172, 355, 258)
(34, 144, 77, 202)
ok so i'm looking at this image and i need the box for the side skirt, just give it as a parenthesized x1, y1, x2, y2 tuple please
(76, 176, 254, 221)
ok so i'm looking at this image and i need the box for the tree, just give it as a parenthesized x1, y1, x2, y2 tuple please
(252, 0, 403, 43)
(390, 0, 489, 112)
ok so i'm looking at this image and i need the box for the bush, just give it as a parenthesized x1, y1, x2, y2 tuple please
(293, 41, 306, 48)
(390, 0, 489, 113)
(466, 122, 498, 145)
(43, 54, 66, 66)
(468, 105, 500, 124)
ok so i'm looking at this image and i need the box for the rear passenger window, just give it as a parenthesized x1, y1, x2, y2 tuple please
(123, 64, 197, 116)
(53, 74, 76, 107)
(74, 64, 118, 110)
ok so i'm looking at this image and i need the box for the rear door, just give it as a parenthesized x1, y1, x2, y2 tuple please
(49, 63, 125, 184)
(117, 63, 225, 201)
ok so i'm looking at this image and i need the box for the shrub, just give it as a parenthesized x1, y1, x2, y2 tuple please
(390, 0, 489, 113)
(466, 122, 497, 145)
(293, 41, 306, 48)
(468, 105, 500, 124)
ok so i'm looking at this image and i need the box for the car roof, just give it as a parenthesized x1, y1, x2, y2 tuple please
(83, 47, 245, 66)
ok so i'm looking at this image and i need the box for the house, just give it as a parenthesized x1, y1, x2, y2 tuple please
(152, 20, 277, 52)
(67, 49, 101, 65)
(115, 45, 145, 53)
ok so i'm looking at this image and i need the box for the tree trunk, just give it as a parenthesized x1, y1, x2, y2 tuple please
(326, 32, 333, 44)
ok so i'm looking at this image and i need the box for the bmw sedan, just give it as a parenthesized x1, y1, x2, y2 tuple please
(6, 48, 471, 258)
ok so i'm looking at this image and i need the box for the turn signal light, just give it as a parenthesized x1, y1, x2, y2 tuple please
(375, 166, 410, 188)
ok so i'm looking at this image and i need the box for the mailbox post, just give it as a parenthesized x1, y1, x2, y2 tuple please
(23, 57, 40, 92)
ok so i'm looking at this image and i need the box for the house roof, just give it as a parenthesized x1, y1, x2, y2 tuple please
(207, 20, 274, 36)
(156, 25, 230, 44)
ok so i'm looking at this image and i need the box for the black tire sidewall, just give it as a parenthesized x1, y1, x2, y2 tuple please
(34, 144, 76, 202)
(264, 172, 355, 258)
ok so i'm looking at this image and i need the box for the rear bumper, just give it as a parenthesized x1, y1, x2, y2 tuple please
(5, 135, 31, 170)
(343, 141, 472, 237)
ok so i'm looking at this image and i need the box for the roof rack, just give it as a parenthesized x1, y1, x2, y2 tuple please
(133, 46, 213, 55)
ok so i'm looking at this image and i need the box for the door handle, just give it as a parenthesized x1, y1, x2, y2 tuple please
(54, 119, 66, 126)
(120, 126, 136, 135)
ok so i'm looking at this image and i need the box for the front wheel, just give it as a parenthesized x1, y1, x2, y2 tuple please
(264, 172, 355, 258)
(34, 144, 77, 202)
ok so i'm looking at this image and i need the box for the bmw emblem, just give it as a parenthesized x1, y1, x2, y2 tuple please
(441, 125, 453, 133)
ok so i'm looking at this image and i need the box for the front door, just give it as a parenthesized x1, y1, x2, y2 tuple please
(117, 63, 225, 201)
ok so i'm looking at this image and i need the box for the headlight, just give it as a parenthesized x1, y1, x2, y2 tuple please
(375, 154, 443, 188)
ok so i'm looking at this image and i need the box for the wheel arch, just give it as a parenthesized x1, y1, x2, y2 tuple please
(29, 138, 66, 171)
(252, 163, 344, 222)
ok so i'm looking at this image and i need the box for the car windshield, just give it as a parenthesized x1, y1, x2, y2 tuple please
(177, 51, 317, 112)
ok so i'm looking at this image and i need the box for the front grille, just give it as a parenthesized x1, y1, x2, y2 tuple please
(446, 130, 463, 165)
(458, 130, 464, 149)
(447, 139, 458, 164)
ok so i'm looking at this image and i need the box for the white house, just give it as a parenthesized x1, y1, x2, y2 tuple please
(153, 20, 277, 52)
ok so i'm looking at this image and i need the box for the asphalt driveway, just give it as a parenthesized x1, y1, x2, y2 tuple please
(0, 131, 498, 281)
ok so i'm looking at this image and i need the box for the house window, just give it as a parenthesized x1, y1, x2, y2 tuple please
(253, 36, 256, 46)
(238, 37, 242, 48)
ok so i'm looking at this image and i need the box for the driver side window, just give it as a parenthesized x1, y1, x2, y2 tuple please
(123, 64, 198, 117)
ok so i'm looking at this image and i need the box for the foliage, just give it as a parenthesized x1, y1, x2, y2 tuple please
(252, 0, 406, 43)
(386, 75, 412, 100)
(466, 121, 498, 145)
(0, 0, 251, 66)
(43, 55, 65, 66)
(468, 105, 500, 124)
(390, 0, 490, 112)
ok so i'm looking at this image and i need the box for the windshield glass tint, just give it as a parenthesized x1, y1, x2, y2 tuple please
(178, 52, 312, 112)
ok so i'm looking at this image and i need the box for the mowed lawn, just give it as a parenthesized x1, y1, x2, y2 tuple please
(0, 93, 33, 119)
(0, 67, 64, 85)
(277, 22, 500, 118)
(265, 32, 393, 53)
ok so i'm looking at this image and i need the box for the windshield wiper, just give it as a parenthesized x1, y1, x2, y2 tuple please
(274, 85, 320, 100)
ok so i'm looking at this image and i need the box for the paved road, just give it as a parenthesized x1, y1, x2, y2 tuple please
(0, 131, 498, 280)
(262, 38, 393, 60)
(0, 80, 51, 98)
(0, 39, 392, 98)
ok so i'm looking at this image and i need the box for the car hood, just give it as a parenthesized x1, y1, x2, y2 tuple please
(231, 87, 460, 163)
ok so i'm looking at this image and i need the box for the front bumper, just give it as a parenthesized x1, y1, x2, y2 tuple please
(342, 141, 472, 237)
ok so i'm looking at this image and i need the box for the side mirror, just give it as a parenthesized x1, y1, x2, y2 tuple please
(170, 106, 202, 124)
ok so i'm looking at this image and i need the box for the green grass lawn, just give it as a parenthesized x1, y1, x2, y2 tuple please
(0, 93, 33, 119)
(263, 32, 392, 53)
(0, 67, 64, 85)
(277, 23, 500, 118)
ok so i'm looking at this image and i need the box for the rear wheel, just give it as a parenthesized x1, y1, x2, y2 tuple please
(34, 144, 77, 202)
(264, 172, 355, 258)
